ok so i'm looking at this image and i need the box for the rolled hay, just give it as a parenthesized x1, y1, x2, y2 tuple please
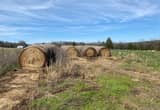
(98, 48, 111, 57)
(81, 47, 97, 57)
(65, 46, 80, 58)
(19, 45, 67, 68)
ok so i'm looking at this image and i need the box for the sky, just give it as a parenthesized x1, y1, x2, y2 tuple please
(0, 0, 160, 43)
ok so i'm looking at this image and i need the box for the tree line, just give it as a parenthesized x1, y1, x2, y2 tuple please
(0, 38, 160, 50)
(0, 41, 28, 48)
(104, 38, 160, 50)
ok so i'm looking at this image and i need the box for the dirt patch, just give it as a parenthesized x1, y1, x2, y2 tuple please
(0, 69, 42, 110)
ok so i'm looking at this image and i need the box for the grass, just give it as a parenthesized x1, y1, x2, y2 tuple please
(28, 73, 136, 110)
(0, 64, 19, 77)
(0, 47, 21, 76)
(27, 50, 160, 110)
(112, 50, 160, 72)
(0, 48, 159, 109)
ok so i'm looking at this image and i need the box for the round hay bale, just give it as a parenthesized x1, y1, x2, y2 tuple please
(81, 47, 97, 57)
(98, 48, 111, 57)
(65, 47, 80, 58)
(19, 45, 66, 68)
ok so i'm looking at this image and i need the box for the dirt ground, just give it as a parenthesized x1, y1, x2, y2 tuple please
(0, 69, 43, 110)
(0, 57, 159, 110)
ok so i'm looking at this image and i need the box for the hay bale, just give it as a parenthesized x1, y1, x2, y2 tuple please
(64, 46, 80, 58)
(81, 47, 97, 57)
(98, 48, 111, 57)
(19, 45, 66, 68)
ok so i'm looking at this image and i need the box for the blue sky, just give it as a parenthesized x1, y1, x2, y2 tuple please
(0, 0, 160, 43)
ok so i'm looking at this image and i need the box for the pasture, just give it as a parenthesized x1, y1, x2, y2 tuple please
(0, 47, 21, 76)
(0, 47, 159, 110)
(27, 50, 160, 110)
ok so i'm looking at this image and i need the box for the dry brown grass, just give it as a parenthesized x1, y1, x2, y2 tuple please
(0, 47, 20, 66)
(0, 47, 21, 76)
(45, 60, 82, 82)
(45, 57, 114, 82)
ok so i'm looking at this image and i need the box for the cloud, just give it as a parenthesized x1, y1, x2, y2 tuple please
(0, 25, 41, 37)
(0, 0, 159, 23)
(47, 0, 159, 23)
(0, 0, 55, 20)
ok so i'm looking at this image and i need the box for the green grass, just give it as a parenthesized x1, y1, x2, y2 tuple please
(29, 74, 136, 110)
(112, 50, 160, 72)
(0, 64, 19, 77)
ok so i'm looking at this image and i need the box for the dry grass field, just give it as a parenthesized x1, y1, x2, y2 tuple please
(0, 47, 21, 77)
(0, 48, 160, 110)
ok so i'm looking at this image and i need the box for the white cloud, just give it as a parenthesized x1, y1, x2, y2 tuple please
(0, 0, 159, 23)
(0, 0, 55, 20)
(0, 25, 41, 37)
